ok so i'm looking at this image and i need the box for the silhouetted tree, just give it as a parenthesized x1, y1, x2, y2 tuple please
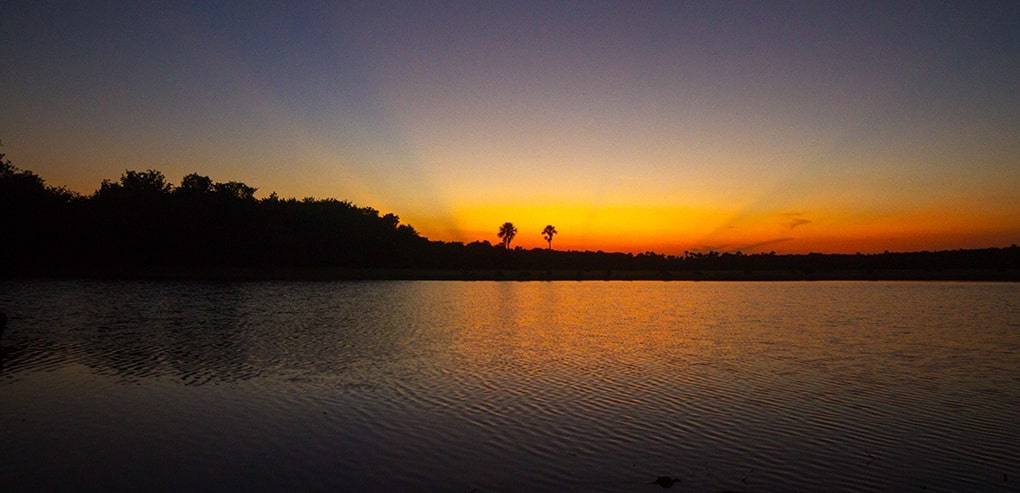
(1, 153, 48, 201)
(99, 169, 172, 198)
(213, 181, 257, 201)
(176, 173, 214, 196)
(1, 152, 80, 271)
(498, 222, 517, 249)
(542, 224, 557, 249)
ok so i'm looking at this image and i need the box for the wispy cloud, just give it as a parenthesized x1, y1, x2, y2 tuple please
(782, 212, 812, 230)
(788, 218, 811, 229)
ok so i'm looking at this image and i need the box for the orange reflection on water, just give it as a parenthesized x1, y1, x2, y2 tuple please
(438, 280, 1018, 434)
(445, 282, 711, 396)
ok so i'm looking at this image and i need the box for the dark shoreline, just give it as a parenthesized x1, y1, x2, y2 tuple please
(6, 159, 1019, 285)
(8, 267, 1019, 282)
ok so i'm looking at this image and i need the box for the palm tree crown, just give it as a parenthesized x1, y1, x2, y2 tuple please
(541, 225, 557, 249)
(498, 222, 517, 249)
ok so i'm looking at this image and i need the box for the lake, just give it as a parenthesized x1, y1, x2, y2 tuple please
(1, 280, 1018, 492)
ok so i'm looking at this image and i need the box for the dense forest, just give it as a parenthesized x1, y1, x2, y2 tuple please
(2, 153, 1018, 280)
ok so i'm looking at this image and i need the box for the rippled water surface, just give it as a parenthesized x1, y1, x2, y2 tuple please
(1, 281, 1018, 492)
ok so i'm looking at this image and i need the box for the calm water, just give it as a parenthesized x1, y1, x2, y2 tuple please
(1, 281, 1018, 492)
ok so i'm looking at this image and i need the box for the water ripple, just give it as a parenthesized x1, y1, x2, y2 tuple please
(1, 280, 1018, 492)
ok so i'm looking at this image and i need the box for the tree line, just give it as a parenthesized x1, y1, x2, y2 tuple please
(1, 155, 429, 276)
(2, 153, 1018, 280)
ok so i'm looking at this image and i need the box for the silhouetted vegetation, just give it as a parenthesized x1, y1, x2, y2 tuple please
(542, 224, 558, 250)
(1, 154, 1018, 280)
(498, 222, 517, 250)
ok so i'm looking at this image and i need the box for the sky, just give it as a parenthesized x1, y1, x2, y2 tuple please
(2, 1, 1019, 254)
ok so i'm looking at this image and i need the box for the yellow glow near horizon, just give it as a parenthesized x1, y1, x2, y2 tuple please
(407, 202, 755, 252)
(399, 197, 1020, 255)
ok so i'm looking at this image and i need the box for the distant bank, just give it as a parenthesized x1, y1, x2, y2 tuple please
(9, 266, 1018, 282)
(4, 160, 1019, 281)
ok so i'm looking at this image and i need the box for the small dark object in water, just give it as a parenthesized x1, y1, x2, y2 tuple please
(653, 476, 679, 488)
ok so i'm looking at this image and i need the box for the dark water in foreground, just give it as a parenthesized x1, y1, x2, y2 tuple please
(1, 281, 1018, 492)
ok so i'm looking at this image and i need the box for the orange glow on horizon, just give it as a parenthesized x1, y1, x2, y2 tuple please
(403, 202, 1019, 256)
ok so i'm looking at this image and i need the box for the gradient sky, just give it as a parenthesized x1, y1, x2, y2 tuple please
(3, 1, 1018, 254)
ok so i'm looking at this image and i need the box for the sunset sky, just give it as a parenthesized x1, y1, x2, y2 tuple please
(2, 1, 1018, 254)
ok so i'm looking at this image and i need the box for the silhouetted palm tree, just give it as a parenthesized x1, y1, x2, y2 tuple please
(542, 225, 557, 249)
(498, 222, 517, 249)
